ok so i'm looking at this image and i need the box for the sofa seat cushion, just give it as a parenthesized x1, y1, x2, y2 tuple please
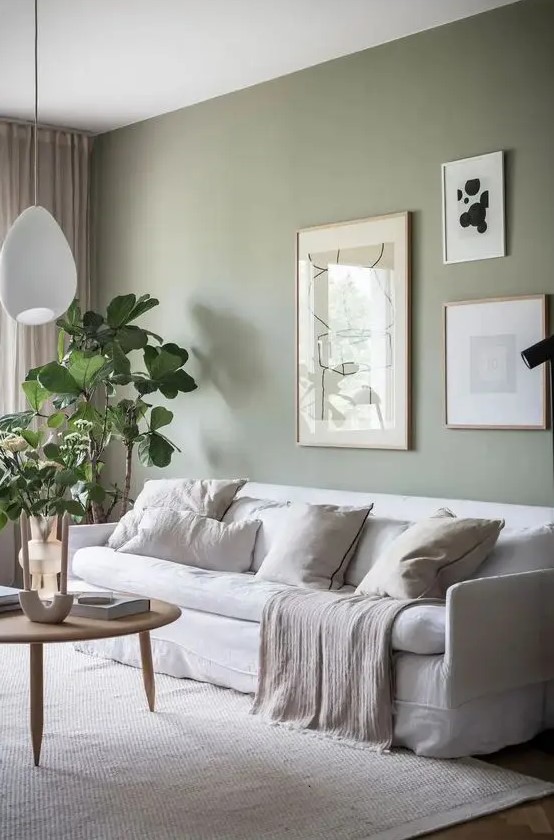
(72, 547, 446, 653)
(391, 603, 446, 655)
(72, 546, 289, 623)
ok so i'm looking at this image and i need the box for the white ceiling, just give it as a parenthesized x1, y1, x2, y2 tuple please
(0, 0, 518, 134)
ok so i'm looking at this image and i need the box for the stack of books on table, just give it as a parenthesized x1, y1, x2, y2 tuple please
(70, 592, 150, 620)
(0, 586, 22, 614)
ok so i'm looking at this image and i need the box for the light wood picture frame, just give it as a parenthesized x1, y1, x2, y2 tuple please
(444, 295, 547, 430)
(296, 211, 410, 450)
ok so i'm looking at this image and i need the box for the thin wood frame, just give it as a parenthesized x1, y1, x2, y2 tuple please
(443, 295, 548, 430)
(295, 211, 411, 450)
(441, 151, 505, 264)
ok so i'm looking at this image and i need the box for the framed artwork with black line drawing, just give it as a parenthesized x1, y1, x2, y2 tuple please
(296, 212, 410, 450)
(442, 151, 505, 264)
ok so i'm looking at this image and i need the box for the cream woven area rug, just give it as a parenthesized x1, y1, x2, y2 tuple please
(0, 644, 551, 840)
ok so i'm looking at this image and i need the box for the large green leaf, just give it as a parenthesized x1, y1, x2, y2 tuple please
(25, 366, 42, 381)
(47, 411, 66, 429)
(86, 483, 106, 504)
(56, 299, 83, 337)
(108, 342, 131, 377)
(133, 377, 158, 396)
(0, 510, 7, 531)
(43, 443, 65, 465)
(55, 469, 80, 487)
(57, 329, 65, 363)
(162, 343, 189, 366)
(116, 325, 149, 352)
(63, 499, 86, 517)
(5, 501, 23, 520)
(109, 293, 159, 330)
(137, 432, 175, 468)
(106, 295, 138, 329)
(159, 369, 197, 399)
(150, 406, 173, 430)
(20, 429, 42, 449)
(144, 345, 183, 379)
(127, 294, 159, 323)
(38, 363, 81, 396)
(68, 351, 107, 391)
(21, 380, 49, 412)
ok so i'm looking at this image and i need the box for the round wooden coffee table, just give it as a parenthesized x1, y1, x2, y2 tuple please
(0, 599, 181, 766)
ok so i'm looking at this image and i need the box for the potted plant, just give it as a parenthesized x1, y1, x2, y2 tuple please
(0, 426, 91, 593)
(0, 294, 197, 559)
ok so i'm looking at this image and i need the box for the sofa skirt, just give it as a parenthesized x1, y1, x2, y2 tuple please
(74, 606, 545, 758)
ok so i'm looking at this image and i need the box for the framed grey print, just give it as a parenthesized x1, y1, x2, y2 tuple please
(444, 295, 547, 429)
(296, 212, 410, 450)
(442, 151, 505, 264)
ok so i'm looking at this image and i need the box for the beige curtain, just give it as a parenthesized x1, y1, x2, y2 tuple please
(0, 121, 92, 414)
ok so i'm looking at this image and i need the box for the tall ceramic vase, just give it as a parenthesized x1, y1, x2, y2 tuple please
(19, 512, 73, 624)
(18, 515, 62, 598)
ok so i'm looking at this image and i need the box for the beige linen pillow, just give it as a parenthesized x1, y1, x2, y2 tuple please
(133, 478, 247, 519)
(255, 502, 372, 590)
(116, 508, 260, 573)
(356, 510, 504, 599)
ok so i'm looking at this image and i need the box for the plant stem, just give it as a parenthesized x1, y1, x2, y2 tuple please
(122, 443, 133, 515)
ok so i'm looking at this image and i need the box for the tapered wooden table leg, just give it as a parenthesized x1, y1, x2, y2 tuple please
(139, 631, 155, 712)
(29, 643, 44, 766)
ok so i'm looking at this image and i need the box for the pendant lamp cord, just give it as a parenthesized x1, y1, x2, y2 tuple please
(33, 0, 38, 206)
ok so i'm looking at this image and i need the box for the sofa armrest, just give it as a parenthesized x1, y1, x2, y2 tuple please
(68, 523, 116, 578)
(445, 569, 554, 707)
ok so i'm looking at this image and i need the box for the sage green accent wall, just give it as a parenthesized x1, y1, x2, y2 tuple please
(93, 0, 554, 506)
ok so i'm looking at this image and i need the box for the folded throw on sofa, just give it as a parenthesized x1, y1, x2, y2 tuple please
(251, 588, 422, 750)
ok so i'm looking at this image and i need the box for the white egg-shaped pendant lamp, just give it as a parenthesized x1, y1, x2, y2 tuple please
(0, 206, 77, 325)
(0, 0, 77, 326)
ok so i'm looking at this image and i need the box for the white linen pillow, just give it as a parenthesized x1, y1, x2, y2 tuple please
(133, 478, 247, 519)
(255, 502, 372, 590)
(470, 523, 554, 579)
(222, 496, 292, 571)
(344, 515, 413, 587)
(356, 509, 504, 599)
(108, 508, 141, 551)
(116, 508, 260, 573)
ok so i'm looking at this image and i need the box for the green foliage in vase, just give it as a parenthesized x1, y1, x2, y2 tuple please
(0, 426, 91, 530)
(0, 295, 197, 525)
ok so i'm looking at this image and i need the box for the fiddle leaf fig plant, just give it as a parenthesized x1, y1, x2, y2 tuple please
(0, 294, 197, 526)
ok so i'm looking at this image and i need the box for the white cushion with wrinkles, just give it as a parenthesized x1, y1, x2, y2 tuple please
(222, 496, 292, 571)
(471, 523, 554, 579)
(71, 546, 446, 653)
(116, 508, 260, 573)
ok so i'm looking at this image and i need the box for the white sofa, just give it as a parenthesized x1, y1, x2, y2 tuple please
(69, 481, 554, 758)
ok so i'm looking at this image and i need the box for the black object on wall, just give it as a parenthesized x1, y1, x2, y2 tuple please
(521, 333, 554, 753)
(521, 336, 554, 462)
(521, 335, 554, 371)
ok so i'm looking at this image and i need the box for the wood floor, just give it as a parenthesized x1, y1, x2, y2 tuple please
(431, 738, 554, 838)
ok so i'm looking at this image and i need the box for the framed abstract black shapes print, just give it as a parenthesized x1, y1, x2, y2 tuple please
(442, 151, 505, 264)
